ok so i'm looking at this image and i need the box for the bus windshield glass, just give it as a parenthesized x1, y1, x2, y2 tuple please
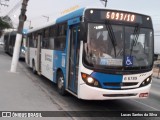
(83, 23, 153, 70)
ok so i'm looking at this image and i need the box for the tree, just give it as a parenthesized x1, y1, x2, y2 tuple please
(0, 17, 11, 29)
(0, 16, 12, 37)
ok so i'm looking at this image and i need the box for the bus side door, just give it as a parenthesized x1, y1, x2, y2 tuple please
(68, 25, 80, 94)
(37, 33, 42, 74)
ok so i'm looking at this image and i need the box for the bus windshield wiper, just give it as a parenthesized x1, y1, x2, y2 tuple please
(105, 20, 117, 57)
(130, 24, 140, 56)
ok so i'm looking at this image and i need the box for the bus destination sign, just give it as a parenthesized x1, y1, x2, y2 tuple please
(106, 11, 136, 22)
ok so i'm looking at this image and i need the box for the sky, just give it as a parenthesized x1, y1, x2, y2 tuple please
(0, 0, 160, 53)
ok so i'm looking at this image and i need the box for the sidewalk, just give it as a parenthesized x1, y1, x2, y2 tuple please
(153, 67, 160, 78)
(0, 49, 58, 111)
(0, 46, 73, 120)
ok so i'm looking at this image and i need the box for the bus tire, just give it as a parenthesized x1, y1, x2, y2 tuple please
(32, 60, 36, 74)
(57, 71, 66, 96)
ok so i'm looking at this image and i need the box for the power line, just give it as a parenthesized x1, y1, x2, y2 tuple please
(5, 0, 21, 17)
(1, 0, 22, 28)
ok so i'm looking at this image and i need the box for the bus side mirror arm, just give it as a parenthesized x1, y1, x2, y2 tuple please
(79, 22, 87, 43)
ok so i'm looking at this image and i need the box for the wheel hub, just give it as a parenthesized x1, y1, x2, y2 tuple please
(58, 77, 64, 89)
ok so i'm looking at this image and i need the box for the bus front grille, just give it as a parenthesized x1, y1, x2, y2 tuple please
(103, 82, 138, 87)
(103, 93, 138, 97)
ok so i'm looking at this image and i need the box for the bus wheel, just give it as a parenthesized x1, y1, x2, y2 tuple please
(32, 60, 36, 74)
(57, 71, 66, 96)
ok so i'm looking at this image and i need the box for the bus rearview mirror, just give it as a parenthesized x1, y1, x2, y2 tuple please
(79, 22, 87, 42)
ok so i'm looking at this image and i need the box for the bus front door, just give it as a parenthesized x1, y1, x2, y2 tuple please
(68, 25, 80, 94)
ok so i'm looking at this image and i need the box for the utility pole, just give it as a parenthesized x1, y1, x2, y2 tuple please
(10, 0, 29, 73)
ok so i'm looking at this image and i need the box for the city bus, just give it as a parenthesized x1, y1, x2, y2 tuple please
(25, 7, 154, 100)
(4, 31, 26, 59)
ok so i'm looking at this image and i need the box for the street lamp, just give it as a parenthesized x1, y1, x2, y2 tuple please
(100, 0, 108, 7)
(42, 15, 49, 22)
(26, 20, 33, 29)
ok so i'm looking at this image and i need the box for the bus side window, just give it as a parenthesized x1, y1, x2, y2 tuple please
(53, 23, 67, 51)
(29, 34, 34, 47)
(42, 28, 49, 49)
(33, 32, 38, 48)
(42, 38, 49, 49)
(49, 26, 56, 49)
(49, 37, 54, 49)
(58, 23, 67, 36)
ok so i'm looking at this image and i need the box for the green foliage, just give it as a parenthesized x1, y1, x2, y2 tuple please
(0, 17, 11, 29)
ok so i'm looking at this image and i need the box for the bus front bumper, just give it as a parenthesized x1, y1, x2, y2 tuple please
(78, 84, 151, 100)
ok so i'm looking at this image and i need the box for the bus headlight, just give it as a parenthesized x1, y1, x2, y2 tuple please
(87, 77, 94, 84)
(81, 73, 101, 88)
(140, 76, 152, 87)
(21, 49, 25, 53)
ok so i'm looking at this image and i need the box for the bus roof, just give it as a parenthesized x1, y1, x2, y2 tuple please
(56, 7, 85, 24)
(27, 7, 151, 34)
(27, 8, 85, 34)
(27, 21, 56, 34)
(4, 31, 17, 36)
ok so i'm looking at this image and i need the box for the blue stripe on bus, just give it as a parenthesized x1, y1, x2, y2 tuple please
(91, 72, 123, 89)
(53, 50, 66, 83)
(68, 17, 80, 25)
(56, 8, 84, 23)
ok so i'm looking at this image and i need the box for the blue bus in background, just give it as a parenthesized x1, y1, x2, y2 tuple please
(25, 7, 154, 100)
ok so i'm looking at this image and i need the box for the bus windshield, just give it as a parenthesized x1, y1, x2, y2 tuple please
(83, 23, 153, 70)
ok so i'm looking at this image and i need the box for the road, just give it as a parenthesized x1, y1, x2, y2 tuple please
(21, 57, 160, 120)
(0, 45, 160, 120)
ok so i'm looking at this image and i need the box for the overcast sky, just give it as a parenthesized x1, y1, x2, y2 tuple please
(1, 0, 160, 52)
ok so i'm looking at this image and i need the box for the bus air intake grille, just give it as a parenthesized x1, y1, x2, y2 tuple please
(103, 94, 137, 97)
(103, 82, 138, 87)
